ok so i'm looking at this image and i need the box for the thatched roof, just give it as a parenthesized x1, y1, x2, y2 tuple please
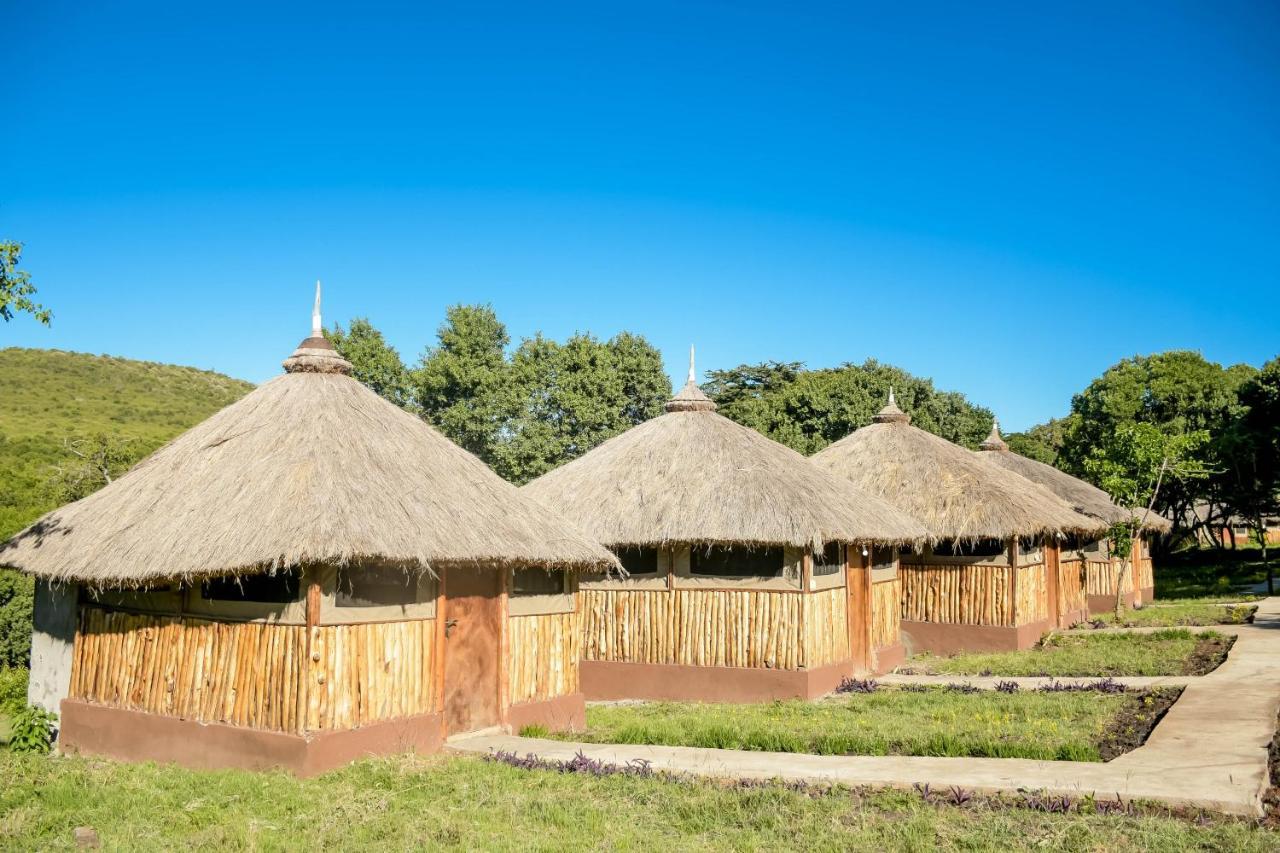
(1, 293, 616, 586)
(975, 420, 1171, 533)
(522, 354, 927, 550)
(811, 393, 1107, 542)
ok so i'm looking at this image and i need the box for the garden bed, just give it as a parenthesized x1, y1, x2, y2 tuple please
(539, 685, 1181, 763)
(1077, 599, 1257, 629)
(902, 629, 1232, 677)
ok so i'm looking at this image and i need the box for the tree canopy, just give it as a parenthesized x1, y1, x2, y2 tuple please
(0, 242, 51, 327)
(324, 318, 413, 410)
(704, 359, 994, 454)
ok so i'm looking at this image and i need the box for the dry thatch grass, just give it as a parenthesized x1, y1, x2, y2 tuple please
(522, 381, 928, 550)
(1, 338, 617, 587)
(975, 423, 1171, 533)
(811, 406, 1109, 543)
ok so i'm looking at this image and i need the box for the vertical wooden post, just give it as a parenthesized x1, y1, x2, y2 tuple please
(1133, 534, 1143, 605)
(666, 547, 675, 592)
(1008, 537, 1020, 626)
(498, 568, 510, 728)
(304, 569, 322, 734)
(801, 549, 813, 594)
(434, 567, 447, 740)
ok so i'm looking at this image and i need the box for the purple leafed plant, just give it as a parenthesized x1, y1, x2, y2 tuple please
(1038, 677, 1125, 694)
(487, 749, 653, 778)
(945, 682, 981, 694)
(835, 677, 878, 694)
(995, 680, 1020, 693)
(1021, 791, 1076, 813)
(947, 786, 974, 806)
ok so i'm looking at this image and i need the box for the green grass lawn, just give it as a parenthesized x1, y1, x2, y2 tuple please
(1086, 598, 1258, 628)
(906, 630, 1226, 677)
(552, 689, 1135, 761)
(1, 751, 1273, 851)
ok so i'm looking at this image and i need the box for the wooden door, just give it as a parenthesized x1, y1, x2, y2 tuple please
(1045, 540, 1061, 628)
(846, 547, 872, 671)
(442, 567, 502, 736)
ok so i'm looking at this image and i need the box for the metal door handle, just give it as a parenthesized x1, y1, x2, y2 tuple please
(445, 619, 458, 638)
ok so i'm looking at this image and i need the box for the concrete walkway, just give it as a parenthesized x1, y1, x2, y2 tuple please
(450, 597, 1280, 817)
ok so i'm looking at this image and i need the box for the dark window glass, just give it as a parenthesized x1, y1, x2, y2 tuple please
(1018, 536, 1043, 559)
(615, 546, 659, 576)
(932, 539, 1007, 558)
(513, 568, 566, 596)
(691, 546, 783, 578)
(871, 545, 896, 571)
(336, 565, 418, 608)
(813, 542, 843, 577)
(202, 571, 299, 603)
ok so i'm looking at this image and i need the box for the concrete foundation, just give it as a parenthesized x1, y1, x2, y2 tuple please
(28, 580, 78, 717)
(873, 643, 905, 674)
(507, 692, 585, 733)
(58, 700, 445, 776)
(1088, 592, 1138, 614)
(580, 659, 854, 703)
(899, 618, 1050, 655)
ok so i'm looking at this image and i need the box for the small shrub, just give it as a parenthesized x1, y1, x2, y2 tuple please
(3, 704, 56, 754)
(835, 677, 877, 694)
(0, 667, 28, 714)
(518, 724, 550, 738)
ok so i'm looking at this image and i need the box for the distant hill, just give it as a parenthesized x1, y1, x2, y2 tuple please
(0, 348, 254, 540)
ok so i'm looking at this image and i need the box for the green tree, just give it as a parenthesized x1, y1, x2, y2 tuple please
(43, 434, 143, 504)
(495, 331, 669, 483)
(1084, 423, 1210, 618)
(1218, 357, 1280, 592)
(412, 305, 513, 463)
(1061, 351, 1254, 539)
(0, 569, 33, 668)
(704, 359, 992, 454)
(0, 242, 51, 326)
(1005, 416, 1077, 465)
(324, 318, 413, 410)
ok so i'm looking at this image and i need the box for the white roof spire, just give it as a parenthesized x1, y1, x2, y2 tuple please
(887, 386, 896, 407)
(687, 344, 696, 384)
(311, 280, 322, 338)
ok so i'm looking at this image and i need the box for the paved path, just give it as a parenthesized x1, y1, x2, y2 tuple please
(451, 598, 1280, 816)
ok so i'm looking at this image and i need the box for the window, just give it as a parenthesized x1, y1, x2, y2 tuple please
(336, 565, 417, 608)
(615, 546, 660, 576)
(202, 570, 300, 603)
(932, 539, 1006, 559)
(509, 567, 573, 616)
(1018, 536, 1043, 563)
(871, 545, 897, 582)
(512, 567, 568, 596)
(690, 546, 783, 578)
(812, 542, 844, 577)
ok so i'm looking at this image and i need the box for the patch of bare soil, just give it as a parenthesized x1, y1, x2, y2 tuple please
(1181, 635, 1235, 676)
(1096, 689, 1181, 762)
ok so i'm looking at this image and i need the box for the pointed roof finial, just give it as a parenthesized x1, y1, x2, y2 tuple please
(311, 280, 323, 338)
(872, 385, 911, 424)
(283, 280, 352, 375)
(665, 343, 716, 413)
(979, 417, 1008, 451)
(887, 386, 896, 407)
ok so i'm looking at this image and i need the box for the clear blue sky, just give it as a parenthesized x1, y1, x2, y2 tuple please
(3, 1, 1277, 430)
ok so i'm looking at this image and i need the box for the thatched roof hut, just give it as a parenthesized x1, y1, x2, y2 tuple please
(811, 392, 1106, 542)
(1, 293, 615, 588)
(974, 420, 1171, 533)
(523, 357, 927, 551)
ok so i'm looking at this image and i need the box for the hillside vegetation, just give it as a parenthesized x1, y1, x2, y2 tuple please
(0, 348, 253, 541)
(0, 348, 252, 667)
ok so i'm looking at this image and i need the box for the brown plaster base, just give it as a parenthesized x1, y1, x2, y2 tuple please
(1139, 586, 1155, 606)
(1058, 607, 1091, 629)
(899, 618, 1050, 655)
(873, 643, 905, 674)
(507, 692, 585, 734)
(58, 699, 444, 776)
(1088, 592, 1138, 614)
(580, 659, 855, 703)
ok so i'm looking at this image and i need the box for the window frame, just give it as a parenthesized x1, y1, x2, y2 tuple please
(870, 544, 898, 583)
(581, 547, 671, 591)
(918, 538, 1013, 567)
(508, 567, 575, 616)
(322, 562, 437, 624)
(185, 569, 308, 624)
(673, 545, 802, 591)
